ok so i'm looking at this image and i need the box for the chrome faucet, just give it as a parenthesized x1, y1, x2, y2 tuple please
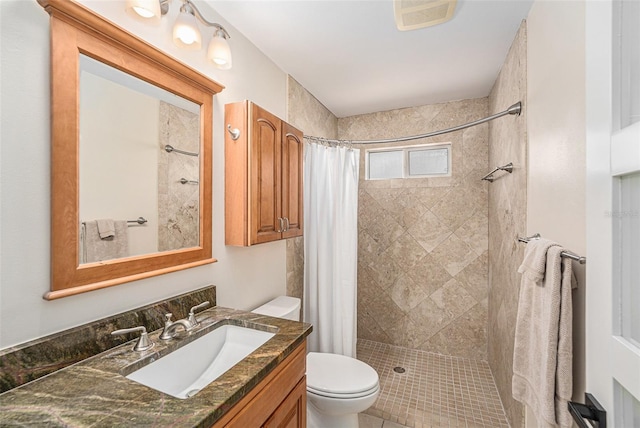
(159, 313, 192, 340)
(159, 301, 211, 340)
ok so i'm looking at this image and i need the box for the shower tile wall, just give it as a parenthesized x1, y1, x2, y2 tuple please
(487, 22, 527, 428)
(158, 102, 200, 251)
(338, 99, 490, 360)
(286, 76, 339, 303)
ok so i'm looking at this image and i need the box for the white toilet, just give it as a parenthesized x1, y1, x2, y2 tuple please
(253, 296, 380, 428)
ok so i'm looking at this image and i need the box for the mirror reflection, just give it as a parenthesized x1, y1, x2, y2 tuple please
(79, 55, 200, 264)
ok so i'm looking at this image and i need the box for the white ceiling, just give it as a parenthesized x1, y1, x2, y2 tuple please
(211, 0, 534, 118)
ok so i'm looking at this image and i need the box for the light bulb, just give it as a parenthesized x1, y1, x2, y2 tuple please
(208, 32, 232, 70)
(133, 6, 154, 18)
(176, 26, 197, 45)
(125, 0, 161, 24)
(173, 8, 202, 50)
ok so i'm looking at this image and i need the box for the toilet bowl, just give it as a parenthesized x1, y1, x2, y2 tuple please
(306, 351, 379, 427)
(253, 296, 380, 428)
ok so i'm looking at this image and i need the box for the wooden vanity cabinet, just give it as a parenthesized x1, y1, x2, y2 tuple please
(212, 340, 307, 428)
(225, 101, 303, 246)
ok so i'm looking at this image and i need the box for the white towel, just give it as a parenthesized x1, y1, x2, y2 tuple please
(96, 219, 115, 239)
(83, 220, 129, 263)
(512, 238, 575, 428)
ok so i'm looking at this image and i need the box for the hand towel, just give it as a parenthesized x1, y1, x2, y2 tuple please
(83, 220, 129, 263)
(512, 238, 575, 428)
(96, 219, 115, 239)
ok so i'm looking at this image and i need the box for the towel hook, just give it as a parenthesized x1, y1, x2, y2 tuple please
(227, 124, 240, 140)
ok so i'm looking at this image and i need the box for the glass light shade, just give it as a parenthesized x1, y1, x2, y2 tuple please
(173, 11, 202, 50)
(208, 33, 232, 70)
(125, 0, 161, 24)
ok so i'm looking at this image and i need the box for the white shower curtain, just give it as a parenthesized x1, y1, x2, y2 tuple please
(303, 142, 360, 358)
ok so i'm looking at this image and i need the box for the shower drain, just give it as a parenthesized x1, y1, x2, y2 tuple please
(393, 366, 406, 374)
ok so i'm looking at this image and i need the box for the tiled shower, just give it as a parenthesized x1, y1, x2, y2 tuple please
(343, 98, 489, 361)
(158, 102, 200, 251)
(286, 20, 527, 428)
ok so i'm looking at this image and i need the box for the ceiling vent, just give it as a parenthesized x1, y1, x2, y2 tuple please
(393, 0, 458, 31)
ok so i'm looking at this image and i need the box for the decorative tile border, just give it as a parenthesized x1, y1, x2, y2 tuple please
(0, 285, 216, 393)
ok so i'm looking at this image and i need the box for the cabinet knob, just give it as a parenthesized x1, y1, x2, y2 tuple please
(277, 218, 284, 233)
(284, 217, 290, 232)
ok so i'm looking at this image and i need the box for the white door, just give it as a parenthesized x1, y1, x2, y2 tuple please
(586, 0, 640, 426)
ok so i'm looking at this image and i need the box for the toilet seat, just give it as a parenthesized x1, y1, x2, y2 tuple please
(306, 352, 379, 399)
(307, 383, 379, 399)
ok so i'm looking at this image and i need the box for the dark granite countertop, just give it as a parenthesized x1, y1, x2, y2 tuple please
(0, 306, 312, 427)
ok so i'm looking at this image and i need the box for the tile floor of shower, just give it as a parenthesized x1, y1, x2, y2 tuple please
(356, 339, 510, 428)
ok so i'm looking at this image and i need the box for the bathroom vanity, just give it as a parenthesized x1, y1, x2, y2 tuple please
(0, 306, 311, 427)
(212, 341, 307, 427)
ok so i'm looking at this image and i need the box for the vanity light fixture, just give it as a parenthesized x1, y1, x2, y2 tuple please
(173, 2, 202, 50)
(125, 0, 162, 23)
(125, 0, 232, 69)
(208, 28, 232, 69)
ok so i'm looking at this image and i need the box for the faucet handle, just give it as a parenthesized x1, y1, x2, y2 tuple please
(164, 313, 173, 325)
(111, 326, 154, 352)
(188, 301, 210, 326)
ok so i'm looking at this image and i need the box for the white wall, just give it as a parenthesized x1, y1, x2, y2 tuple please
(526, 0, 586, 425)
(0, 0, 289, 348)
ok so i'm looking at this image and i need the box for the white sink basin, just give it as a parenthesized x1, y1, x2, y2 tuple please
(125, 324, 275, 399)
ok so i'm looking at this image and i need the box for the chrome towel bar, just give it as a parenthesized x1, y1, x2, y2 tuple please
(517, 233, 586, 264)
(83, 217, 147, 226)
(164, 144, 198, 157)
(481, 162, 513, 182)
(127, 217, 147, 225)
(179, 178, 199, 185)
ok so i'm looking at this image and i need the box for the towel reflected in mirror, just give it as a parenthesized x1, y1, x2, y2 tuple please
(81, 220, 129, 263)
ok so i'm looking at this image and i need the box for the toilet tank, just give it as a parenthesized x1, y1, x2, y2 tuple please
(252, 296, 301, 321)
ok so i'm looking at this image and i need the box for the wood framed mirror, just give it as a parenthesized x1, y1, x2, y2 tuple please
(39, 0, 224, 299)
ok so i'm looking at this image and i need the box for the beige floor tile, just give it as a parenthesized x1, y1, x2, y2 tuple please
(359, 412, 385, 428)
(383, 420, 411, 428)
(358, 339, 509, 428)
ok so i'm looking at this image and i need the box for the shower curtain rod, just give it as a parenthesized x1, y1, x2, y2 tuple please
(304, 101, 522, 146)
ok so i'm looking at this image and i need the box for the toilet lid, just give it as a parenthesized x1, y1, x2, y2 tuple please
(306, 352, 379, 397)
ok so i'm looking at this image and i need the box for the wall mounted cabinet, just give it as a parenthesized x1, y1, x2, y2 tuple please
(225, 101, 303, 246)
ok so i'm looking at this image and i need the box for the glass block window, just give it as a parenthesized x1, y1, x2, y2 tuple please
(366, 143, 451, 180)
(408, 147, 449, 176)
(368, 150, 404, 180)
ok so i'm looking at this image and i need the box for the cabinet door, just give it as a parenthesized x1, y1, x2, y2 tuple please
(281, 123, 304, 239)
(250, 104, 282, 244)
(263, 377, 307, 428)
